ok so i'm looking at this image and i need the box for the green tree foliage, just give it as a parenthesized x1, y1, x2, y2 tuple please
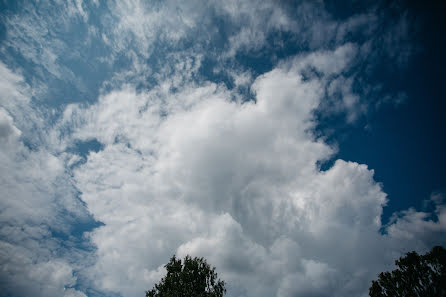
(369, 245, 446, 297)
(146, 255, 226, 297)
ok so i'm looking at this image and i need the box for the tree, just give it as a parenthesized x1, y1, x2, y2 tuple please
(369, 245, 446, 297)
(146, 255, 226, 297)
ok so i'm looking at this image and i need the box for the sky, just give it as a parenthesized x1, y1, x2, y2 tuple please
(0, 1, 445, 297)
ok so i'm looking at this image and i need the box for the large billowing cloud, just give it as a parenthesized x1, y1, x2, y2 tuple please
(63, 44, 444, 297)
(0, 1, 445, 297)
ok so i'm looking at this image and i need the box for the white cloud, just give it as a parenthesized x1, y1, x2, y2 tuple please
(385, 194, 446, 250)
(1, 5, 85, 88)
(0, 62, 91, 297)
(62, 45, 446, 297)
(0, 108, 21, 140)
(0, 240, 86, 297)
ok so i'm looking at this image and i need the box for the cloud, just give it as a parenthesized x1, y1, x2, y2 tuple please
(385, 194, 446, 250)
(0, 62, 92, 297)
(0, 108, 21, 140)
(62, 45, 446, 297)
(1, 2, 87, 86)
(0, 245, 87, 297)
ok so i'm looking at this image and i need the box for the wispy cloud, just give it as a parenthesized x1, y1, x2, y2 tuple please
(0, 63, 93, 297)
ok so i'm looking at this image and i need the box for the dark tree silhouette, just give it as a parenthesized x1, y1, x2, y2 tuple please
(146, 255, 226, 297)
(369, 245, 446, 297)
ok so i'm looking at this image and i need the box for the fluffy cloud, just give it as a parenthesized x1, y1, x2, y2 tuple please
(62, 45, 445, 297)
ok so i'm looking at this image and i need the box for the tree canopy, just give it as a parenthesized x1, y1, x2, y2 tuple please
(369, 245, 446, 297)
(146, 255, 226, 297)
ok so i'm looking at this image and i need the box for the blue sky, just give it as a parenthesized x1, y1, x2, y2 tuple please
(1, 1, 445, 297)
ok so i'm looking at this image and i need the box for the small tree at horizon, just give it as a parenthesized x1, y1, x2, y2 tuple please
(369, 245, 446, 297)
(146, 255, 226, 297)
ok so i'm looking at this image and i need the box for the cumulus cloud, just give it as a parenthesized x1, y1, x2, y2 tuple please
(385, 194, 446, 250)
(61, 45, 445, 297)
